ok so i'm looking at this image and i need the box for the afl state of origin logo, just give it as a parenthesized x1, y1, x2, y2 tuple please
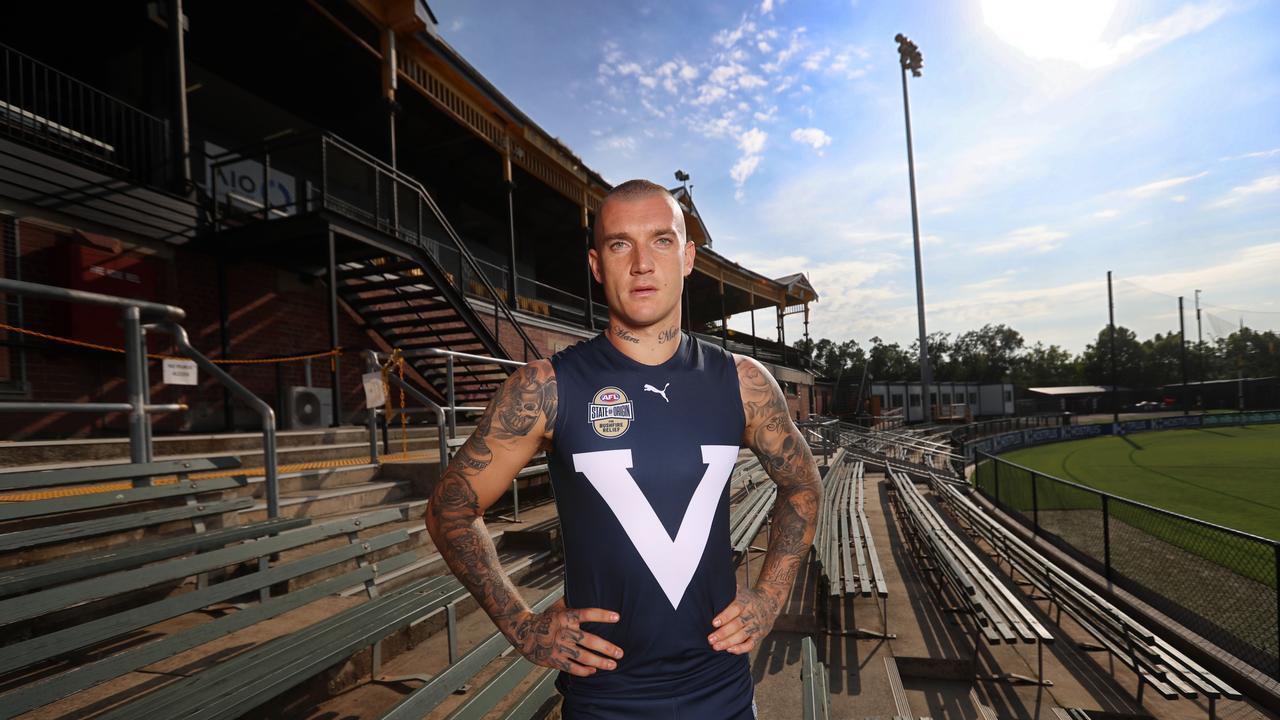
(587, 386, 634, 439)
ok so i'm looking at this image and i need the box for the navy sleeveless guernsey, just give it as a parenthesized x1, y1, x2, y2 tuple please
(548, 332, 755, 719)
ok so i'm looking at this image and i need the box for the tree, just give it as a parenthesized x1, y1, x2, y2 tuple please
(1013, 342, 1081, 387)
(1081, 325, 1144, 389)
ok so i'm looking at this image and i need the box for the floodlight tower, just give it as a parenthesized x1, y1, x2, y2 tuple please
(896, 33, 933, 418)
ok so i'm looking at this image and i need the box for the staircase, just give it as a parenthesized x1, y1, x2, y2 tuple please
(208, 132, 544, 407)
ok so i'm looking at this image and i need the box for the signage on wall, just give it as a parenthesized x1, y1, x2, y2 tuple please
(162, 358, 198, 386)
(205, 141, 298, 217)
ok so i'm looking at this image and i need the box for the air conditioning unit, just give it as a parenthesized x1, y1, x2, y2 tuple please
(285, 386, 333, 429)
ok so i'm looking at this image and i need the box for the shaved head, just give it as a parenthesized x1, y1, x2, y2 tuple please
(593, 179, 686, 248)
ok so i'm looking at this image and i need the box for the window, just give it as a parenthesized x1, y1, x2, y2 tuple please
(929, 393, 937, 406)
(1004, 389, 1013, 402)
(909, 393, 921, 407)
(942, 393, 951, 405)
(968, 392, 977, 405)
(891, 392, 903, 408)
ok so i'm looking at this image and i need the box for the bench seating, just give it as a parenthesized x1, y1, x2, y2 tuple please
(729, 457, 775, 586)
(0, 508, 415, 718)
(380, 585, 565, 720)
(811, 454, 891, 638)
(887, 465, 1054, 686)
(933, 478, 1242, 718)
(800, 635, 830, 720)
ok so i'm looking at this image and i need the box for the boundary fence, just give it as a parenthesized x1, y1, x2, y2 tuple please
(960, 410, 1280, 461)
(972, 450, 1280, 680)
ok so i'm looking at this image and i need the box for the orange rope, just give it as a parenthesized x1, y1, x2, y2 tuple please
(0, 321, 341, 365)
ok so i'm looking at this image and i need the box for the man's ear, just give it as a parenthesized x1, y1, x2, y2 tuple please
(682, 239, 696, 278)
(588, 246, 603, 284)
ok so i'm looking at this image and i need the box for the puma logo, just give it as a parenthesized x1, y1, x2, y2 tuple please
(643, 382, 670, 403)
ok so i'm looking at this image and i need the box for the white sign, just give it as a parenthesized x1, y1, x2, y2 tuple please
(163, 358, 198, 386)
(205, 141, 298, 217)
(362, 372, 386, 409)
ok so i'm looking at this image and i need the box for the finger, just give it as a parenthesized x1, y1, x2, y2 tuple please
(711, 601, 742, 629)
(712, 626, 751, 652)
(571, 607, 621, 626)
(558, 628, 620, 670)
(554, 656, 601, 677)
(708, 617, 744, 644)
(577, 630, 625, 661)
(723, 636, 757, 655)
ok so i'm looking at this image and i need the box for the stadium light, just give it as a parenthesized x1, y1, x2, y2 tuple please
(896, 33, 933, 416)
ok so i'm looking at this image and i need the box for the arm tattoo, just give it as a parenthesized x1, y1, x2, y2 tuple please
(427, 361, 558, 641)
(735, 356, 821, 606)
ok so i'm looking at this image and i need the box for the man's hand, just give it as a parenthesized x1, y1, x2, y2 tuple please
(512, 599, 625, 677)
(707, 587, 782, 655)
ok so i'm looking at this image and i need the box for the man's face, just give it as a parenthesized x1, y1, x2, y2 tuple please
(589, 194, 694, 329)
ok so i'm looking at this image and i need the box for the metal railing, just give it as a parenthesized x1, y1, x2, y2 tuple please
(950, 413, 1064, 444)
(207, 132, 542, 363)
(0, 279, 281, 517)
(973, 450, 1280, 680)
(0, 42, 169, 186)
(364, 350, 449, 469)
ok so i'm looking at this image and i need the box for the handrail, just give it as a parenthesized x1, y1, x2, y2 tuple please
(156, 322, 279, 518)
(365, 350, 449, 469)
(320, 134, 543, 363)
(0, 280, 281, 518)
(0, 278, 184, 321)
(396, 347, 526, 438)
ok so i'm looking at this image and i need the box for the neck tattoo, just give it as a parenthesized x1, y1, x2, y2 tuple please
(658, 326, 679, 344)
(613, 326, 640, 344)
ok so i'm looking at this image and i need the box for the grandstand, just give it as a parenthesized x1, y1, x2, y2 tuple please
(1, 3, 1278, 720)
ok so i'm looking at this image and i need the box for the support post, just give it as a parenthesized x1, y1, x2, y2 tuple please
(217, 257, 232, 431)
(1108, 271, 1119, 425)
(900, 61, 932, 402)
(123, 306, 150, 463)
(446, 354, 456, 439)
(583, 206, 595, 330)
(166, 0, 191, 192)
(327, 230, 342, 426)
(1179, 296, 1189, 415)
(1102, 495, 1112, 582)
(719, 279, 727, 349)
(504, 150, 518, 309)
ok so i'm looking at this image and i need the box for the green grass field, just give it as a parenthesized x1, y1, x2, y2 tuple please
(1000, 424, 1280, 541)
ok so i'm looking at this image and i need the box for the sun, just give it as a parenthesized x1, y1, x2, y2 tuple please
(981, 0, 1120, 68)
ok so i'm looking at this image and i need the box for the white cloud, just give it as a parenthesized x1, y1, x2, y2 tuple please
(679, 64, 699, 81)
(1222, 148, 1280, 161)
(760, 0, 774, 13)
(738, 73, 768, 90)
(616, 62, 643, 76)
(1092, 208, 1120, 219)
(709, 63, 745, 86)
(974, 225, 1069, 254)
(757, 40, 773, 53)
(801, 48, 830, 71)
(1171, 194, 1187, 203)
(1125, 171, 1208, 198)
(599, 135, 637, 154)
(738, 127, 768, 155)
(692, 84, 729, 105)
(790, 127, 832, 153)
(714, 18, 756, 48)
(1208, 175, 1280, 208)
(731, 154, 762, 185)
(753, 105, 778, 123)
(638, 76, 658, 89)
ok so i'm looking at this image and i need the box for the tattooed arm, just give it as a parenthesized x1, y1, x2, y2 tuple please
(708, 355, 821, 655)
(425, 360, 623, 676)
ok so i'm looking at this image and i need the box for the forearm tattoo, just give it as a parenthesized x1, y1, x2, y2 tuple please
(427, 361, 558, 640)
(736, 357, 821, 605)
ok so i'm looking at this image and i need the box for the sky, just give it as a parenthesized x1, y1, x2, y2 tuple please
(428, 0, 1280, 354)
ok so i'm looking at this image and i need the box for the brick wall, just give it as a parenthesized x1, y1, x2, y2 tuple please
(2, 223, 370, 440)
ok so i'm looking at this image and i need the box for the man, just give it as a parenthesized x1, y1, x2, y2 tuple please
(426, 179, 821, 719)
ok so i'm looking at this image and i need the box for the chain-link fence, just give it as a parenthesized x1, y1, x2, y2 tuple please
(972, 451, 1279, 679)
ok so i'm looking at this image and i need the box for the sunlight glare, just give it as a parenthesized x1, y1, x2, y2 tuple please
(982, 0, 1121, 68)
